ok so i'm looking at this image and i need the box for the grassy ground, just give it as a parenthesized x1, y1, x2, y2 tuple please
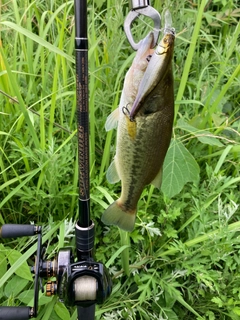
(0, 0, 240, 319)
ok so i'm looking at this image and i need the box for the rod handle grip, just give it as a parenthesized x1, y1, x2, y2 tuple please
(0, 306, 31, 320)
(0, 224, 36, 238)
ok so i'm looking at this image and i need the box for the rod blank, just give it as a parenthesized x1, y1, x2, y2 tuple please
(74, 0, 90, 228)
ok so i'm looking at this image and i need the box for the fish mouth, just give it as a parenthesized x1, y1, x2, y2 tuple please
(156, 45, 168, 55)
(156, 34, 175, 55)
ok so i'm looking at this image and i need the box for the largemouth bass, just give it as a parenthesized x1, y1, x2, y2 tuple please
(101, 29, 175, 232)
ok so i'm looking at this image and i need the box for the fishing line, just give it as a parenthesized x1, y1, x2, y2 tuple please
(136, 9, 176, 37)
(136, 14, 159, 30)
(75, 276, 97, 301)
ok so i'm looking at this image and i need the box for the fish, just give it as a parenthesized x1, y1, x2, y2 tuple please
(101, 28, 175, 232)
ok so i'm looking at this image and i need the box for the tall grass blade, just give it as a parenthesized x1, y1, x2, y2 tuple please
(1, 21, 74, 63)
(175, 0, 208, 119)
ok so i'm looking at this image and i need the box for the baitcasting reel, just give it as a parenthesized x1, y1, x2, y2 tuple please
(0, 224, 112, 320)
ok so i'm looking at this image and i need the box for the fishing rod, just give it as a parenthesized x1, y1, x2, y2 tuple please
(74, 0, 112, 318)
(0, 1, 112, 319)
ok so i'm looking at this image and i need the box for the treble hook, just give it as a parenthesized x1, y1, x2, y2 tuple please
(122, 105, 136, 122)
(124, 0, 161, 50)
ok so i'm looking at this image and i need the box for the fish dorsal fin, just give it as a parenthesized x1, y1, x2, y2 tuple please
(151, 167, 163, 190)
(106, 159, 120, 184)
(105, 108, 119, 131)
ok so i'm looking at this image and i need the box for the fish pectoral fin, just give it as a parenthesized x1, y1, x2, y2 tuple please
(106, 159, 120, 184)
(151, 167, 163, 190)
(105, 108, 119, 131)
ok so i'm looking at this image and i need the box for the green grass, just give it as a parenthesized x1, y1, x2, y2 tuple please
(0, 0, 240, 319)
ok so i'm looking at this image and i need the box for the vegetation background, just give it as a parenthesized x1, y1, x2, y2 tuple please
(0, 0, 239, 319)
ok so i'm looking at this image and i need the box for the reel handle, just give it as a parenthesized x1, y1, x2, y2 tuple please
(0, 224, 38, 238)
(0, 306, 32, 320)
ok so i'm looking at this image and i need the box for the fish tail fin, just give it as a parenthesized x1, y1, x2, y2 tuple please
(101, 201, 136, 232)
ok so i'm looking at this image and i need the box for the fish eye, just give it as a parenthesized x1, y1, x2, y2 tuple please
(163, 37, 167, 42)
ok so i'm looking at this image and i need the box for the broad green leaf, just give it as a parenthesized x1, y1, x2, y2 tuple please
(165, 289, 176, 308)
(39, 294, 54, 307)
(7, 249, 33, 281)
(17, 289, 34, 305)
(233, 307, 240, 316)
(162, 139, 200, 198)
(164, 309, 179, 320)
(0, 287, 3, 300)
(18, 289, 52, 306)
(0, 247, 7, 278)
(54, 301, 71, 320)
(4, 275, 29, 297)
(177, 119, 223, 147)
(197, 135, 223, 147)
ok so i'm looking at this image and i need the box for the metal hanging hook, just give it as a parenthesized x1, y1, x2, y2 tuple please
(124, 0, 161, 50)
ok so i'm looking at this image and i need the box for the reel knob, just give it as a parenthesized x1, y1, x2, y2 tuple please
(46, 281, 57, 297)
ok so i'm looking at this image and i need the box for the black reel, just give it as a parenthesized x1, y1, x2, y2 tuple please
(0, 224, 112, 320)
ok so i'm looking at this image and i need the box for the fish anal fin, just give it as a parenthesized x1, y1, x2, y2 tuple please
(151, 167, 163, 190)
(106, 159, 120, 184)
(105, 108, 119, 131)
